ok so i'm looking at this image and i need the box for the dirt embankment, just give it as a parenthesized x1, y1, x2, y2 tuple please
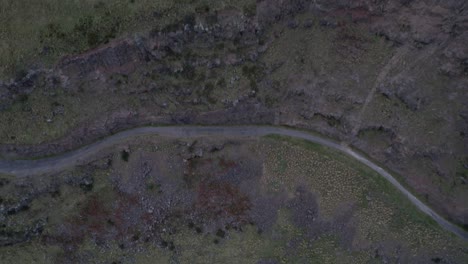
(1, 0, 467, 228)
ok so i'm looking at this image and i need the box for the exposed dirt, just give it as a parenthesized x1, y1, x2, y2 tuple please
(1, 136, 466, 263)
(0, 0, 467, 232)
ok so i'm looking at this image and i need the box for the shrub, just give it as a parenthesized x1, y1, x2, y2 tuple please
(121, 150, 130, 162)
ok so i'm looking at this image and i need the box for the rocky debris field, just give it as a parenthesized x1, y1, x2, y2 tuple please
(1, 135, 467, 263)
(0, 0, 467, 237)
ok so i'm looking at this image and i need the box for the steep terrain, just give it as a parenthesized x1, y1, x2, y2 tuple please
(1, 0, 467, 231)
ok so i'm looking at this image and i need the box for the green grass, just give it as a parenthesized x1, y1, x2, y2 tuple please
(0, 0, 147, 78)
(267, 130, 468, 231)
(0, 173, 14, 181)
(0, 0, 261, 146)
(1, 136, 467, 262)
(0, 0, 257, 79)
(263, 134, 440, 231)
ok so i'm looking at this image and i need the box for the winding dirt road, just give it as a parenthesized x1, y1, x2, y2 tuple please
(0, 125, 467, 240)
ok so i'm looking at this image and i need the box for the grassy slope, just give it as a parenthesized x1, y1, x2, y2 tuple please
(0, 136, 467, 263)
(264, 134, 439, 230)
(0, 0, 257, 145)
(0, 0, 256, 79)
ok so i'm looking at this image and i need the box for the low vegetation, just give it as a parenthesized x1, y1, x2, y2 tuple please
(0, 0, 257, 79)
(0, 135, 466, 263)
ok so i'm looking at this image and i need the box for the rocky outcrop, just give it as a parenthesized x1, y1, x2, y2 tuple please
(1, 0, 467, 228)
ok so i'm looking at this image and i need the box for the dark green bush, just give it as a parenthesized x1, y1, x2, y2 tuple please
(121, 150, 130, 161)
